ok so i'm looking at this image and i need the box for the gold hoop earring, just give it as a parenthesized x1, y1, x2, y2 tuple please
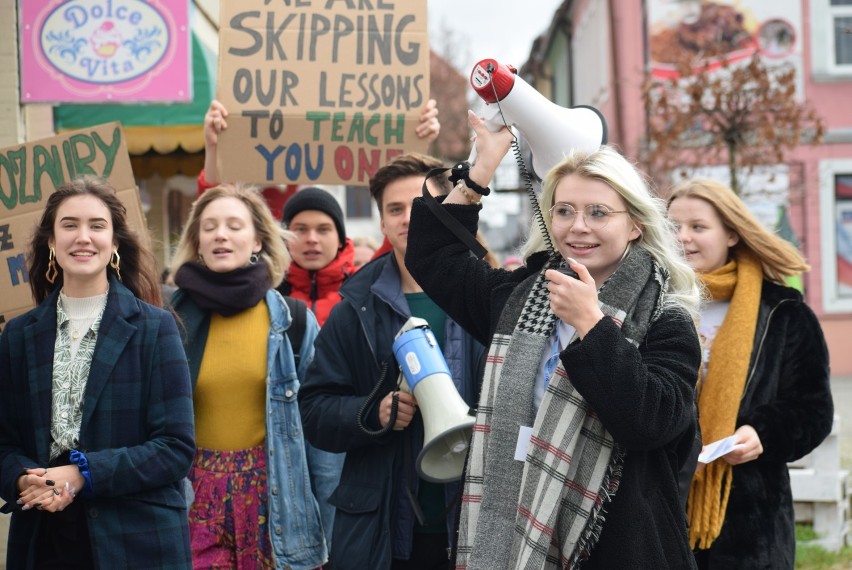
(45, 246, 58, 284)
(110, 250, 122, 281)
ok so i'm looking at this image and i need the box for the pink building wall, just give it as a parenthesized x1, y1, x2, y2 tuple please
(561, 0, 852, 372)
(607, 1, 647, 162)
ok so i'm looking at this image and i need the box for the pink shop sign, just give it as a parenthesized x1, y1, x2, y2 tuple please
(20, 0, 190, 103)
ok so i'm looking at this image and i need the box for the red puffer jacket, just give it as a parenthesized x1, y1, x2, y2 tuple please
(278, 240, 355, 325)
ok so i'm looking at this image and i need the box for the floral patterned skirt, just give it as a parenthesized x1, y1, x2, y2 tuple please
(188, 445, 274, 569)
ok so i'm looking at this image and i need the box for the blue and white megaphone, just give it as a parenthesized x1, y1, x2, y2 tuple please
(392, 317, 475, 483)
(469, 59, 608, 179)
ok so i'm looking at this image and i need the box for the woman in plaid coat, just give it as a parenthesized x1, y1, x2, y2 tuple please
(0, 178, 195, 569)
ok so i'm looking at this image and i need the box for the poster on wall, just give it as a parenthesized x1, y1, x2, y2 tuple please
(0, 123, 146, 331)
(19, 0, 191, 103)
(217, 0, 429, 186)
(835, 176, 852, 297)
(646, 0, 803, 93)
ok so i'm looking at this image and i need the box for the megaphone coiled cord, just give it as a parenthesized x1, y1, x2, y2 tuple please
(355, 359, 400, 437)
(484, 66, 559, 260)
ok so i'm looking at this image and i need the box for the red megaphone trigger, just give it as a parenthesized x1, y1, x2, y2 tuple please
(470, 59, 517, 104)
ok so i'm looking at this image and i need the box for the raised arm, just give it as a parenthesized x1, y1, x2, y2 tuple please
(202, 99, 229, 188)
(416, 98, 441, 143)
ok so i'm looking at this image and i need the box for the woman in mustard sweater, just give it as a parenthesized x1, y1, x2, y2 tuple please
(170, 184, 326, 569)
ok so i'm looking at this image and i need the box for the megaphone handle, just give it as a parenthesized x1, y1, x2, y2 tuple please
(468, 145, 477, 166)
(467, 127, 507, 184)
(355, 357, 400, 437)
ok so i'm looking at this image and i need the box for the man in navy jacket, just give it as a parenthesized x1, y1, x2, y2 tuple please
(299, 153, 485, 570)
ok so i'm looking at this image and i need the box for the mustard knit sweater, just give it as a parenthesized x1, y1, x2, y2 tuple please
(194, 301, 269, 450)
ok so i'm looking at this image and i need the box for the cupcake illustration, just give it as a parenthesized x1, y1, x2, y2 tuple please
(90, 21, 122, 58)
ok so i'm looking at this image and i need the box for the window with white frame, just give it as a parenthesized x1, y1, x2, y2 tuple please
(820, 159, 852, 312)
(812, 0, 852, 77)
(833, 0, 852, 67)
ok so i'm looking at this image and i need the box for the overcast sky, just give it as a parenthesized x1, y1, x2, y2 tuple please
(427, 0, 564, 73)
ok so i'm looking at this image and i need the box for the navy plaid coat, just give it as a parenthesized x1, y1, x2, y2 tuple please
(0, 277, 195, 570)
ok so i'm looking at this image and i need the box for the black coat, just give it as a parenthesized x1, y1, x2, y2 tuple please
(298, 254, 485, 569)
(695, 280, 833, 570)
(406, 199, 701, 569)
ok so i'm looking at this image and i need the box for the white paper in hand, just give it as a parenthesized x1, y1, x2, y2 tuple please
(698, 435, 745, 464)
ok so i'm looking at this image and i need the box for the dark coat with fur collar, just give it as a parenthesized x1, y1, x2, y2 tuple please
(695, 280, 833, 570)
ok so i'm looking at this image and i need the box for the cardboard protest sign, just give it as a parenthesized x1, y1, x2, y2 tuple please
(218, 0, 429, 185)
(0, 123, 146, 331)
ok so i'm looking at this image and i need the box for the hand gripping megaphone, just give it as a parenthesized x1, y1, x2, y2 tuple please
(469, 59, 608, 179)
(392, 317, 475, 483)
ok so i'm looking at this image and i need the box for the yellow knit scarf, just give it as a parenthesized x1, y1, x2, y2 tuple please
(687, 250, 763, 550)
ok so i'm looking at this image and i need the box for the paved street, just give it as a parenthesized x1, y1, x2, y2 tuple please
(1, 376, 850, 567)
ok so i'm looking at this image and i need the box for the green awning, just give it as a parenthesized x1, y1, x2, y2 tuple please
(54, 33, 214, 155)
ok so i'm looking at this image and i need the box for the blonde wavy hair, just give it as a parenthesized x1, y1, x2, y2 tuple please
(667, 178, 808, 283)
(521, 145, 701, 319)
(170, 184, 292, 288)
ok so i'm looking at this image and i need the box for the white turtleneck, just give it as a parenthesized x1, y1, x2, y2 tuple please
(59, 290, 108, 358)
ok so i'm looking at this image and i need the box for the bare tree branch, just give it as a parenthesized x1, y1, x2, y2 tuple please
(641, 50, 824, 194)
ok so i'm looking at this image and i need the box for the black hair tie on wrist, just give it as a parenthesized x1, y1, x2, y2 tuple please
(448, 161, 491, 196)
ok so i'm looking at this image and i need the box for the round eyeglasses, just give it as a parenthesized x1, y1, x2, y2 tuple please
(548, 203, 629, 230)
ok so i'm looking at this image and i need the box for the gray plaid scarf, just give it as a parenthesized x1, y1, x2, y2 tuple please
(457, 247, 667, 570)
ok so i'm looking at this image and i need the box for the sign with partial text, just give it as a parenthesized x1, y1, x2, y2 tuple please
(0, 123, 146, 330)
(217, 0, 429, 185)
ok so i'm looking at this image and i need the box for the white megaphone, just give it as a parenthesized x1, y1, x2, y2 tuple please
(392, 317, 476, 483)
(469, 59, 608, 179)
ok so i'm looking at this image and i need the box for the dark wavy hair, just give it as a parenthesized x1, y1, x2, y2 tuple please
(27, 176, 162, 306)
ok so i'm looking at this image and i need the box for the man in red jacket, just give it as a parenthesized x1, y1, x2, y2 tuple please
(278, 187, 354, 325)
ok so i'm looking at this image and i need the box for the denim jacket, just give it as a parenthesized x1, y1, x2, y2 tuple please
(171, 288, 328, 569)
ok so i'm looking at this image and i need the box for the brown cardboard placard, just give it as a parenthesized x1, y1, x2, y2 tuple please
(217, 0, 429, 186)
(0, 122, 147, 331)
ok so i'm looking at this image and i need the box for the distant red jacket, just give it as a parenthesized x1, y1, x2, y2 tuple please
(277, 240, 355, 326)
(372, 237, 392, 260)
(196, 171, 296, 221)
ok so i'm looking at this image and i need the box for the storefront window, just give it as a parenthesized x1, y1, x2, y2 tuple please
(819, 159, 852, 312)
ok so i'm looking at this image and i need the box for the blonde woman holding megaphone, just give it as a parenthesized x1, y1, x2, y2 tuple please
(405, 111, 702, 570)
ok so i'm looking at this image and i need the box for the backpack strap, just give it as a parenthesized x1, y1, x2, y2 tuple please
(283, 296, 308, 365)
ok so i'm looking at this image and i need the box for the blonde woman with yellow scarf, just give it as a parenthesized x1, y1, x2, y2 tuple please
(668, 179, 833, 570)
